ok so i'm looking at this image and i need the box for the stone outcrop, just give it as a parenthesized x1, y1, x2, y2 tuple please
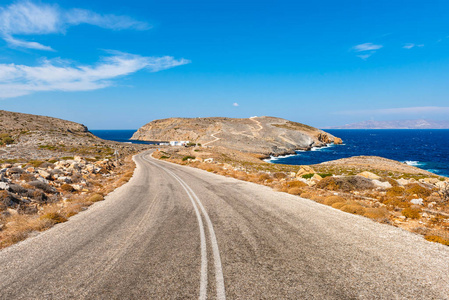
(132, 116, 342, 156)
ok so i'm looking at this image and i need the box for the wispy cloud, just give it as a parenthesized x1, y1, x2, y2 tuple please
(232, 102, 239, 107)
(0, 1, 149, 51)
(335, 106, 449, 115)
(352, 43, 383, 60)
(0, 52, 190, 98)
(403, 43, 424, 49)
(353, 43, 383, 52)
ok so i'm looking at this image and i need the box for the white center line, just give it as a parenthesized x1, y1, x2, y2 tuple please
(142, 154, 226, 300)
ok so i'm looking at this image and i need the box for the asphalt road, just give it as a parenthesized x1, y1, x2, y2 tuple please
(1, 151, 448, 299)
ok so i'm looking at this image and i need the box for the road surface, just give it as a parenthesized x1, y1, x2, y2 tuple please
(0, 151, 448, 299)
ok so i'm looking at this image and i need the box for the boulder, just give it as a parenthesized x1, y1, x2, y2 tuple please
(397, 178, 409, 186)
(296, 166, 315, 177)
(435, 181, 448, 190)
(357, 171, 381, 180)
(28, 181, 57, 194)
(311, 174, 323, 181)
(333, 137, 343, 144)
(372, 180, 392, 189)
(38, 169, 52, 180)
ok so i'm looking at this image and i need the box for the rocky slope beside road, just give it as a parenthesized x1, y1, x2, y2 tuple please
(0, 110, 154, 248)
(132, 116, 342, 156)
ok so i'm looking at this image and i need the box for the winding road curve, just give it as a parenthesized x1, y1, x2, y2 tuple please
(0, 151, 448, 299)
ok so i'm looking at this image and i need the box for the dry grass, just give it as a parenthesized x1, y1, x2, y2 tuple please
(87, 193, 104, 203)
(364, 207, 390, 221)
(425, 235, 449, 246)
(402, 207, 422, 219)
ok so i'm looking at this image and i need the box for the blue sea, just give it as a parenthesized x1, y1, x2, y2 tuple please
(90, 130, 159, 145)
(91, 129, 449, 177)
(268, 129, 449, 177)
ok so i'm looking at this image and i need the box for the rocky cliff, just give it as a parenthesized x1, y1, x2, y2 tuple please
(132, 116, 342, 156)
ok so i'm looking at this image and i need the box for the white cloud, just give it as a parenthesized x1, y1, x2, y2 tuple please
(352, 43, 383, 60)
(353, 43, 383, 52)
(356, 54, 372, 60)
(0, 52, 190, 98)
(232, 102, 239, 107)
(336, 106, 449, 115)
(403, 43, 424, 49)
(0, 1, 149, 51)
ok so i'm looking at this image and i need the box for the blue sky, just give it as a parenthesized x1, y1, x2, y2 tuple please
(0, 0, 448, 129)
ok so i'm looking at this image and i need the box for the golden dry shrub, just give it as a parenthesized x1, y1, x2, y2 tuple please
(340, 202, 366, 215)
(286, 180, 307, 188)
(402, 207, 421, 219)
(381, 177, 399, 187)
(19, 173, 36, 182)
(300, 192, 312, 198)
(258, 173, 271, 182)
(425, 235, 449, 246)
(331, 202, 346, 209)
(364, 207, 389, 220)
(88, 193, 104, 202)
(324, 195, 346, 206)
(386, 186, 405, 197)
(40, 206, 68, 224)
(287, 187, 302, 195)
(60, 184, 75, 192)
(404, 183, 432, 198)
(310, 194, 325, 203)
(273, 172, 287, 180)
(382, 197, 411, 209)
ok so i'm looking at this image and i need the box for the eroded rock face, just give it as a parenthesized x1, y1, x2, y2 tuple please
(132, 116, 342, 156)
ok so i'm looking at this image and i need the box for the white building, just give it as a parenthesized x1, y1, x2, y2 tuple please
(169, 141, 190, 146)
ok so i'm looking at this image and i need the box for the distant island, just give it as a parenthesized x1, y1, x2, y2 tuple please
(326, 119, 449, 129)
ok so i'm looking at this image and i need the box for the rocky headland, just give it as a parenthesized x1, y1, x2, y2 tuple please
(131, 116, 342, 156)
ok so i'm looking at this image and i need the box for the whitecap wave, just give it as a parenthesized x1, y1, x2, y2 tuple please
(264, 153, 298, 162)
(404, 160, 421, 166)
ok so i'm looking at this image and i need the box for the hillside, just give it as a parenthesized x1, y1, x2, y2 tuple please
(328, 119, 449, 129)
(0, 110, 89, 134)
(0, 110, 148, 161)
(132, 116, 342, 156)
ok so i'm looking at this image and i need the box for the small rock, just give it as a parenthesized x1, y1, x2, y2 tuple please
(410, 198, 424, 205)
(0, 182, 9, 190)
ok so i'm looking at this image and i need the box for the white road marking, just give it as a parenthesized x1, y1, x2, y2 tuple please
(142, 154, 226, 300)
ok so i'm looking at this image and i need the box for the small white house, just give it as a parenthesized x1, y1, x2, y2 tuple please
(169, 141, 190, 146)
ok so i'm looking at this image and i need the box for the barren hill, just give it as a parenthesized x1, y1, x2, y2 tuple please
(132, 116, 342, 156)
(0, 110, 89, 134)
(0, 110, 148, 161)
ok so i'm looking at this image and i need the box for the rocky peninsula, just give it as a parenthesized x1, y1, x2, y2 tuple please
(132, 116, 342, 156)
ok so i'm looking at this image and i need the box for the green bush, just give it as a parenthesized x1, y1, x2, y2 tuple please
(182, 156, 195, 161)
(301, 173, 314, 179)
